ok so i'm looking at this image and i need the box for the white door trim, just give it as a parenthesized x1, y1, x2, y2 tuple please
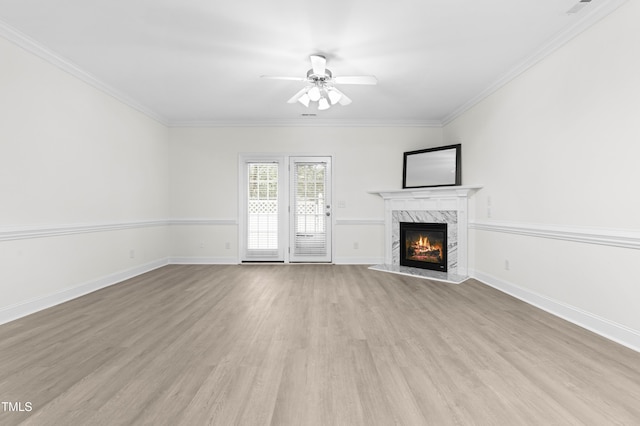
(238, 154, 288, 262)
(238, 153, 333, 263)
(289, 156, 333, 263)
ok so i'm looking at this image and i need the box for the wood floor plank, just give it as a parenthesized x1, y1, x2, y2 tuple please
(1, 264, 640, 425)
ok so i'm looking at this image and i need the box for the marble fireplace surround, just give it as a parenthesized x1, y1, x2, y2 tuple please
(369, 186, 482, 284)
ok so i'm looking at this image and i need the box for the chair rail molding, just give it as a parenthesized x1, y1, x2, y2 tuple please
(0, 220, 168, 242)
(168, 218, 238, 226)
(470, 220, 640, 250)
(0, 218, 242, 242)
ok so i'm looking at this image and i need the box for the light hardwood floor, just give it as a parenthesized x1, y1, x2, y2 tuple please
(1, 264, 640, 425)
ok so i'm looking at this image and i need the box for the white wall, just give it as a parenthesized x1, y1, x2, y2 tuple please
(0, 36, 170, 323)
(444, 1, 640, 348)
(168, 126, 443, 264)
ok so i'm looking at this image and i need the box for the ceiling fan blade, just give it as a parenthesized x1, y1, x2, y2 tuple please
(334, 75, 378, 85)
(310, 54, 326, 76)
(326, 87, 342, 105)
(338, 92, 352, 106)
(287, 86, 311, 104)
(261, 75, 307, 82)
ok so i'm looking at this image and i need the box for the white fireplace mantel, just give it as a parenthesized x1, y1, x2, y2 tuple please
(370, 185, 483, 200)
(369, 185, 482, 283)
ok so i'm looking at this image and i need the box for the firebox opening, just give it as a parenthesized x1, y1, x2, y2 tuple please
(399, 222, 447, 272)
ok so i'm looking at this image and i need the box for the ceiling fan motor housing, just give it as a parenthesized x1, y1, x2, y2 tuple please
(307, 68, 332, 82)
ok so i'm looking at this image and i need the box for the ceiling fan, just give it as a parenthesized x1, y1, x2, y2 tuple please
(261, 54, 377, 110)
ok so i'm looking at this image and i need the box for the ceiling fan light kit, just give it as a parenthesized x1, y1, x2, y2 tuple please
(327, 88, 342, 105)
(308, 86, 321, 102)
(262, 54, 377, 111)
(298, 93, 311, 107)
(318, 97, 331, 111)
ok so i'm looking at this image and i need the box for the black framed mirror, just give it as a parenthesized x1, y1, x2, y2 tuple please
(402, 144, 461, 189)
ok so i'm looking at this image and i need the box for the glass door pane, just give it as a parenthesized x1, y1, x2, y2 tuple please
(290, 157, 332, 262)
(244, 161, 283, 261)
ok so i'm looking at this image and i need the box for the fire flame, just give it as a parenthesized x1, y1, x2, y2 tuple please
(409, 234, 443, 260)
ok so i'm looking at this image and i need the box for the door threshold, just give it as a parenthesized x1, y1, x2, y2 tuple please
(241, 261, 334, 265)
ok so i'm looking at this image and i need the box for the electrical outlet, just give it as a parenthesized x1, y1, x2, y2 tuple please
(129, 249, 135, 259)
(353, 242, 359, 250)
(504, 259, 510, 270)
(225, 242, 231, 250)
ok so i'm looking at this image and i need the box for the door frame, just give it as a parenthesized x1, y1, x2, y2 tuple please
(289, 156, 333, 263)
(238, 153, 333, 263)
(238, 154, 288, 262)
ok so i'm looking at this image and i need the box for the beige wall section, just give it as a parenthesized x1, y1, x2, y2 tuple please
(445, 1, 640, 228)
(0, 36, 169, 317)
(0, 227, 168, 308)
(444, 1, 640, 334)
(168, 126, 443, 263)
(0, 37, 169, 226)
(169, 225, 238, 263)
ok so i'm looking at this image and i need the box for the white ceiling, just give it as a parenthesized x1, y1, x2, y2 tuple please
(0, 0, 626, 126)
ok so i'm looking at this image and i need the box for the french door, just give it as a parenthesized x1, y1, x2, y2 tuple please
(242, 158, 286, 261)
(289, 157, 332, 262)
(240, 155, 332, 263)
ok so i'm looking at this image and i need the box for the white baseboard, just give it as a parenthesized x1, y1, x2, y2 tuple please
(169, 256, 239, 265)
(333, 257, 384, 265)
(170, 257, 386, 265)
(170, 256, 384, 265)
(169, 256, 385, 265)
(0, 258, 169, 326)
(471, 270, 640, 353)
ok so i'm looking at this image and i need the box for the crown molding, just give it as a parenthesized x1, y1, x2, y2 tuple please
(441, 0, 630, 126)
(0, 18, 168, 126)
(168, 118, 443, 128)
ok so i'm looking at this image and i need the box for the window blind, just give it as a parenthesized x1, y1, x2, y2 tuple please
(292, 162, 327, 257)
(246, 163, 279, 259)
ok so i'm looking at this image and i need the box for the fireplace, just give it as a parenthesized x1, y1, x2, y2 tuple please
(399, 222, 447, 272)
(370, 186, 481, 283)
